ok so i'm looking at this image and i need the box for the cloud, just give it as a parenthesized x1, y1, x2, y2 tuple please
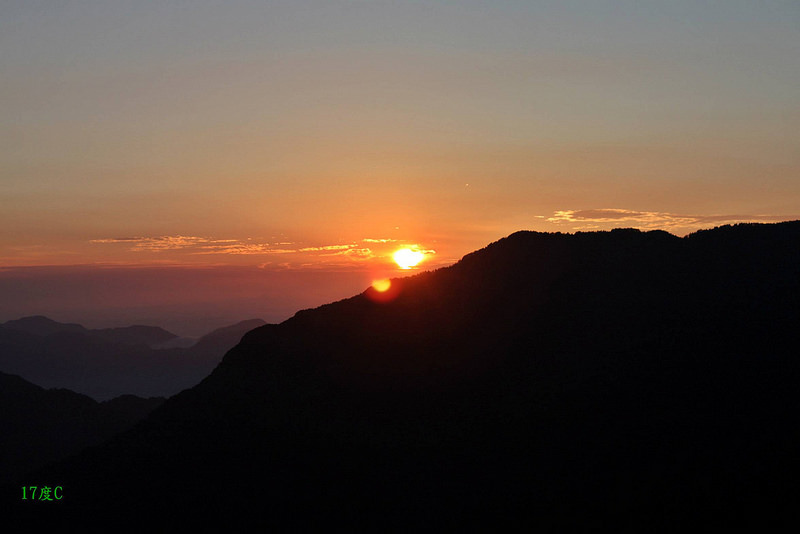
(197, 243, 285, 255)
(547, 209, 795, 231)
(89, 237, 146, 243)
(334, 247, 373, 258)
(362, 238, 396, 243)
(91, 236, 305, 254)
(90, 236, 245, 253)
(91, 236, 377, 260)
(298, 245, 356, 252)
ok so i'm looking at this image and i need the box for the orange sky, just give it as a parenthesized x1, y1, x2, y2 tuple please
(1, 2, 798, 331)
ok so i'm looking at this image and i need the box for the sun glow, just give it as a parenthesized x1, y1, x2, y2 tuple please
(393, 248, 425, 269)
(371, 279, 391, 292)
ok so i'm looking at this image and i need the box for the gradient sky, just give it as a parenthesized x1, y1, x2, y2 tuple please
(2, 1, 799, 333)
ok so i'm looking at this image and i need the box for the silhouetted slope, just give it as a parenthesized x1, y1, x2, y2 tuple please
(10, 222, 800, 529)
(188, 318, 266, 359)
(0, 372, 164, 483)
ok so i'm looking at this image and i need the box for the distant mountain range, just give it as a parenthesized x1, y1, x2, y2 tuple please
(5, 222, 800, 529)
(0, 317, 266, 400)
(2, 316, 177, 346)
(0, 317, 265, 489)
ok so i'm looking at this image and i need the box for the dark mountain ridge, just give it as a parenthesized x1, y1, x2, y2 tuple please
(1, 316, 176, 346)
(0, 317, 266, 400)
(0, 371, 164, 483)
(9, 222, 800, 529)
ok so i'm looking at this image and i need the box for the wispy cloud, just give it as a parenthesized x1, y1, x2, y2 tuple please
(335, 247, 373, 258)
(547, 209, 794, 231)
(197, 243, 288, 255)
(90, 236, 252, 253)
(91, 236, 379, 261)
(89, 237, 144, 243)
(298, 245, 356, 252)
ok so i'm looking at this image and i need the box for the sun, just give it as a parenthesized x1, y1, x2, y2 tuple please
(393, 247, 425, 269)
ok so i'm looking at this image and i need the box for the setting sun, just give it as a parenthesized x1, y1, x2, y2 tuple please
(393, 248, 425, 269)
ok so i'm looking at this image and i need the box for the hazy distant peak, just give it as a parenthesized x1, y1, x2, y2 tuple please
(191, 319, 267, 354)
(0, 316, 180, 348)
(91, 325, 177, 347)
(1, 315, 86, 336)
(197, 318, 266, 340)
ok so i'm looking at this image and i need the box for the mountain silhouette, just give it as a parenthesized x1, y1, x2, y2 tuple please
(0, 371, 164, 483)
(6, 222, 799, 529)
(186, 318, 268, 356)
(0, 317, 266, 400)
(2, 316, 86, 337)
(90, 325, 178, 347)
(2, 315, 178, 347)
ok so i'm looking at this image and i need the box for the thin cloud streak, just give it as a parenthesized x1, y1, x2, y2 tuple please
(91, 236, 332, 255)
(89, 236, 400, 264)
(298, 245, 356, 252)
(547, 209, 796, 232)
(90, 236, 239, 252)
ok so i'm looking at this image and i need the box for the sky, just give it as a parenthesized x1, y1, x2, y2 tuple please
(1, 1, 799, 334)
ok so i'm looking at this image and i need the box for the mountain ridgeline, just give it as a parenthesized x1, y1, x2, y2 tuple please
(0, 317, 266, 400)
(0, 372, 165, 483)
(10, 222, 800, 529)
(0, 318, 265, 485)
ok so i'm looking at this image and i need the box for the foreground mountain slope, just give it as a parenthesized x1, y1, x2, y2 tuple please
(10, 222, 800, 529)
